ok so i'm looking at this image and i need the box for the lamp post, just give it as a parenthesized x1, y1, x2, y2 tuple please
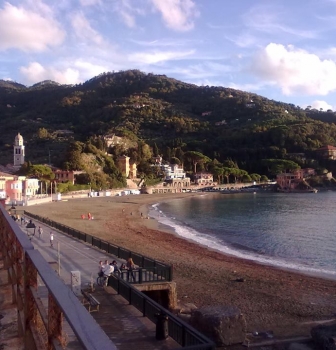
(10, 203, 16, 215)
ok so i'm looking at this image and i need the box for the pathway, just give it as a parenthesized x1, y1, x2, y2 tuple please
(20, 219, 180, 350)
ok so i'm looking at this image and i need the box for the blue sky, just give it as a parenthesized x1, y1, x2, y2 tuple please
(1, 0, 336, 110)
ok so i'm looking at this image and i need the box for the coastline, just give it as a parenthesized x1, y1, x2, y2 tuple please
(25, 193, 336, 338)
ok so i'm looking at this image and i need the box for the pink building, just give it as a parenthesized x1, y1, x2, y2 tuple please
(276, 168, 316, 190)
(316, 145, 336, 160)
(6, 179, 23, 202)
(194, 172, 215, 185)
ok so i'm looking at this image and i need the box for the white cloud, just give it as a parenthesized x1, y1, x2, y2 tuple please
(71, 12, 104, 45)
(79, 0, 101, 6)
(151, 0, 199, 31)
(20, 62, 80, 84)
(129, 50, 195, 64)
(115, 0, 145, 28)
(225, 32, 260, 48)
(228, 82, 265, 92)
(73, 60, 109, 79)
(0, 3, 65, 52)
(250, 43, 336, 95)
(310, 100, 334, 111)
(243, 5, 317, 39)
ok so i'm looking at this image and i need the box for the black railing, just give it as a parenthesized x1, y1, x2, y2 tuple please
(24, 211, 173, 283)
(0, 205, 116, 350)
(108, 275, 215, 350)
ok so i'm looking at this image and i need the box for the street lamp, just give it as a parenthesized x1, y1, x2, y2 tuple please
(26, 219, 36, 240)
(10, 203, 16, 215)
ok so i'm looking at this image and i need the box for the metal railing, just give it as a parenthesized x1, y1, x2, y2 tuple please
(25, 211, 173, 283)
(0, 205, 116, 350)
(108, 275, 216, 350)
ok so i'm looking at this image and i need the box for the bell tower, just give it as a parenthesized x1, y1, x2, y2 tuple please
(13, 133, 25, 167)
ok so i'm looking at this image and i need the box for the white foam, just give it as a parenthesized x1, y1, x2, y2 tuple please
(149, 204, 336, 280)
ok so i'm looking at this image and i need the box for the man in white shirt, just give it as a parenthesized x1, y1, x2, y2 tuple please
(102, 263, 114, 286)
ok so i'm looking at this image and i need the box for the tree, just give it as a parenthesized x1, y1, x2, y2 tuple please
(212, 166, 224, 184)
(184, 151, 211, 173)
(37, 128, 49, 139)
(260, 175, 269, 182)
(153, 143, 159, 157)
(250, 173, 261, 182)
(170, 157, 181, 165)
(242, 174, 252, 183)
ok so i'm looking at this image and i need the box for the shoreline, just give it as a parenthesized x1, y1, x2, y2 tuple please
(25, 193, 336, 338)
(143, 194, 336, 282)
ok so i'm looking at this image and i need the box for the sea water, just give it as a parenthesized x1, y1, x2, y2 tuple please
(149, 192, 336, 280)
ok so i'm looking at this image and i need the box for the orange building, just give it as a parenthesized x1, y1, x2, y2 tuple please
(53, 170, 83, 184)
(118, 155, 137, 179)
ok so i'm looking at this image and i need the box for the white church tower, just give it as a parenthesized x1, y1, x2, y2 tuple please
(13, 133, 25, 167)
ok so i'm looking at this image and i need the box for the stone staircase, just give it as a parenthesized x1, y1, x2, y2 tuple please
(126, 179, 140, 189)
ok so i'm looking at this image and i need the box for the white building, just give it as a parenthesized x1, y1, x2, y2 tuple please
(13, 133, 25, 167)
(162, 164, 187, 180)
(23, 178, 40, 198)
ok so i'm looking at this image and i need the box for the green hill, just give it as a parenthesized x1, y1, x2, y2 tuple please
(1, 69, 336, 178)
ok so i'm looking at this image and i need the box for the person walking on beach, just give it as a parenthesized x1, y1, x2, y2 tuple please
(38, 226, 43, 238)
(126, 258, 136, 282)
(50, 232, 54, 247)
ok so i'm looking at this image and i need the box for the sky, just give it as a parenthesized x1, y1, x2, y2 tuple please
(1, 0, 336, 110)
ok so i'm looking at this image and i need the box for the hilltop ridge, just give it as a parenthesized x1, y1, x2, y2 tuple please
(0, 70, 336, 177)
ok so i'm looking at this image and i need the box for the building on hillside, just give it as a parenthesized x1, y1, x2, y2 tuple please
(162, 164, 191, 188)
(53, 170, 84, 184)
(194, 172, 215, 186)
(13, 133, 25, 167)
(118, 155, 137, 179)
(6, 179, 23, 202)
(0, 172, 14, 199)
(276, 168, 316, 190)
(152, 156, 163, 164)
(215, 120, 226, 126)
(276, 172, 302, 190)
(316, 145, 336, 160)
(22, 178, 40, 197)
(165, 177, 191, 188)
(162, 164, 186, 180)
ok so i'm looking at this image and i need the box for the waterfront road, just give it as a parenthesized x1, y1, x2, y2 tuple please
(19, 219, 180, 350)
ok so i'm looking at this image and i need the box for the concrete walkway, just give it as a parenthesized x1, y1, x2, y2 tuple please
(20, 219, 180, 350)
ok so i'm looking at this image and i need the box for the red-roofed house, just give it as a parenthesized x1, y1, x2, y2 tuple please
(316, 145, 336, 160)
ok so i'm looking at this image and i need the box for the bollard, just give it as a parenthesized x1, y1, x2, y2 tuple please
(155, 312, 169, 340)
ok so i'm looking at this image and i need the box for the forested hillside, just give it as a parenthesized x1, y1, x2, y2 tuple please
(1, 69, 336, 183)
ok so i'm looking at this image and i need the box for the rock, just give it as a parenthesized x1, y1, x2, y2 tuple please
(180, 303, 198, 314)
(190, 305, 246, 346)
(235, 277, 245, 282)
(311, 324, 336, 350)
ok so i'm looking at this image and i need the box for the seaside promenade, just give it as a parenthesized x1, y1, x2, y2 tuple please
(18, 217, 181, 350)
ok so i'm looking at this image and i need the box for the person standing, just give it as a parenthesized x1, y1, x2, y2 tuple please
(126, 258, 136, 282)
(38, 226, 43, 238)
(50, 232, 54, 247)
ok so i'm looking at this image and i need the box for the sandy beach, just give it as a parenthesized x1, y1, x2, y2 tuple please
(25, 193, 336, 339)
